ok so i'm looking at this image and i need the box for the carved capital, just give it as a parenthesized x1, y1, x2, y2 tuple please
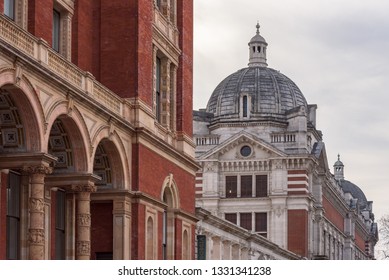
(71, 183, 97, 193)
(28, 229, 45, 245)
(22, 165, 53, 176)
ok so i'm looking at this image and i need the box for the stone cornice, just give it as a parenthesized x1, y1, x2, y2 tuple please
(0, 152, 57, 170)
(196, 207, 301, 259)
(135, 127, 200, 173)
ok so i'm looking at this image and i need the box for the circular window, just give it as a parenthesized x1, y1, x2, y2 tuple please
(240, 145, 252, 157)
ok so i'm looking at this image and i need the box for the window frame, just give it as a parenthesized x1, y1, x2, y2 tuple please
(52, 9, 61, 53)
(255, 174, 268, 197)
(4, 0, 15, 20)
(240, 175, 252, 198)
(255, 212, 267, 237)
(225, 176, 237, 198)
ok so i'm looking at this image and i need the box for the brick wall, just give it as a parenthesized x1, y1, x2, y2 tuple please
(72, 0, 98, 74)
(288, 209, 308, 257)
(322, 195, 344, 231)
(28, 0, 53, 46)
(134, 143, 195, 214)
(99, 0, 153, 102)
(131, 202, 145, 260)
(176, 0, 193, 136)
(355, 229, 366, 252)
(174, 218, 183, 260)
(91, 202, 113, 259)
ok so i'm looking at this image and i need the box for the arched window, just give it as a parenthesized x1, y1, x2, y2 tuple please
(182, 230, 189, 260)
(161, 175, 179, 260)
(146, 217, 154, 259)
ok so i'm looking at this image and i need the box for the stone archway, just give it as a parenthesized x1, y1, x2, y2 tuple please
(90, 137, 127, 260)
(45, 115, 95, 260)
(0, 84, 53, 260)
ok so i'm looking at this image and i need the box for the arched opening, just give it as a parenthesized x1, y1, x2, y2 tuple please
(0, 85, 43, 259)
(182, 230, 189, 260)
(92, 139, 125, 189)
(146, 216, 155, 259)
(161, 177, 179, 260)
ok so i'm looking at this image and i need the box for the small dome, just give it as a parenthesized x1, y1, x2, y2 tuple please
(339, 179, 368, 209)
(206, 67, 308, 119)
(250, 24, 267, 45)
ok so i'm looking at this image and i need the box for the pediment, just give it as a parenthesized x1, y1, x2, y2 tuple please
(198, 131, 286, 161)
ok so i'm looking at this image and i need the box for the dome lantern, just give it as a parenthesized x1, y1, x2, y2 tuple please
(334, 154, 344, 180)
(248, 22, 268, 67)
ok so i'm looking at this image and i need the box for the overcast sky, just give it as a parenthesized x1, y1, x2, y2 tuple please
(193, 0, 389, 222)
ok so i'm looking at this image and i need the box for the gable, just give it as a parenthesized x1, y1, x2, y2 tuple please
(199, 131, 286, 161)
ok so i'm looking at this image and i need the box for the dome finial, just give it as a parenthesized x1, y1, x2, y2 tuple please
(256, 21, 260, 35)
(338, 153, 340, 161)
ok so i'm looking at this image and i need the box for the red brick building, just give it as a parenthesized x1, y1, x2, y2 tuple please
(0, 0, 197, 260)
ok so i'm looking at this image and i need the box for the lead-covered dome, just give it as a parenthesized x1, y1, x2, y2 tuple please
(205, 24, 308, 120)
(206, 67, 307, 118)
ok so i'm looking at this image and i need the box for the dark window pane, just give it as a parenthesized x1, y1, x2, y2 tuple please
(256, 175, 268, 197)
(255, 212, 267, 233)
(240, 175, 252, 198)
(225, 213, 237, 224)
(243, 95, 248, 117)
(53, 10, 60, 52)
(240, 213, 252, 231)
(225, 176, 237, 198)
(156, 57, 161, 122)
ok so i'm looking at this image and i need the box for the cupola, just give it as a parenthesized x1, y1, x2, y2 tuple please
(248, 22, 268, 67)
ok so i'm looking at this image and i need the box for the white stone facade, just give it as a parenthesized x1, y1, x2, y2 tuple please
(194, 25, 378, 260)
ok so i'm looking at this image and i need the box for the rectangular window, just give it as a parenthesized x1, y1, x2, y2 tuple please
(255, 213, 267, 237)
(225, 213, 237, 225)
(255, 175, 268, 197)
(55, 190, 66, 259)
(52, 9, 61, 52)
(240, 213, 252, 231)
(6, 171, 20, 260)
(156, 57, 161, 122)
(243, 95, 248, 117)
(4, 0, 15, 20)
(240, 175, 252, 198)
(225, 176, 237, 198)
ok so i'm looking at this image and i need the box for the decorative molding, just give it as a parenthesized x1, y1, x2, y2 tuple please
(29, 198, 44, 212)
(77, 214, 91, 227)
(76, 241, 90, 256)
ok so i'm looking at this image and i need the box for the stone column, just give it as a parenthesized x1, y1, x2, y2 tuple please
(72, 184, 96, 260)
(23, 165, 52, 260)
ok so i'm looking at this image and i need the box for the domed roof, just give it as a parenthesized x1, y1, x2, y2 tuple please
(205, 24, 308, 120)
(206, 66, 308, 118)
(249, 22, 267, 44)
(338, 179, 368, 209)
